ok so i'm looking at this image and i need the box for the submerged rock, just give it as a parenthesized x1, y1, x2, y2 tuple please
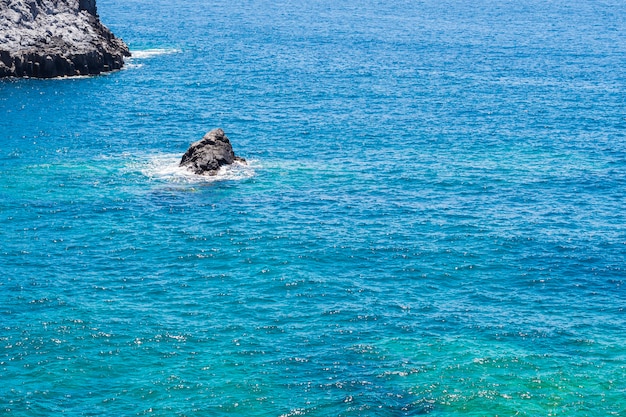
(0, 0, 130, 78)
(180, 129, 246, 176)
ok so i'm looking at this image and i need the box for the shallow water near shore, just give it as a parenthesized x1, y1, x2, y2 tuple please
(1, 0, 626, 415)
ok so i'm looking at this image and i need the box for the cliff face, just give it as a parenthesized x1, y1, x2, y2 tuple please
(79, 0, 97, 16)
(0, 0, 130, 78)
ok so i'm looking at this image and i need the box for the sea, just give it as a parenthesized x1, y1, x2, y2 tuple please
(1, 0, 625, 415)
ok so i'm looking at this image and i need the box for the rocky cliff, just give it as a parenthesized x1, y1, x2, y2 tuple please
(0, 0, 130, 78)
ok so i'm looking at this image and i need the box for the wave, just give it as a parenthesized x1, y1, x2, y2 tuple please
(134, 154, 255, 184)
(129, 48, 182, 59)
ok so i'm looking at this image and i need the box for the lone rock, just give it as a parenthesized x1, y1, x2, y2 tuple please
(0, 0, 130, 78)
(180, 129, 246, 176)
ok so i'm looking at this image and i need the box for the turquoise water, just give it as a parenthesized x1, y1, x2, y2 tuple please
(1, 0, 625, 415)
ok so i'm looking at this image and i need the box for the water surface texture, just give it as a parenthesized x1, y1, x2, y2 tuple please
(1, 0, 625, 415)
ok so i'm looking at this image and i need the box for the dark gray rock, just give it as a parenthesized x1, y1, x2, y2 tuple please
(180, 129, 246, 176)
(0, 0, 130, 78)
(78, 0, 97, 16)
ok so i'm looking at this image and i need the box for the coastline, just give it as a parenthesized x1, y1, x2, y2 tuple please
(0, 0, 129, 78)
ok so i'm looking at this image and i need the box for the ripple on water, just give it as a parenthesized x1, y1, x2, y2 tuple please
(134, 153, 256, 184)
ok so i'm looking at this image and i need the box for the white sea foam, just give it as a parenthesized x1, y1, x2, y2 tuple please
(124, 49, 181, 70)
(124, 62, 144, 70)
(136, 154, 255, 184)
(130, 48, 182, 59)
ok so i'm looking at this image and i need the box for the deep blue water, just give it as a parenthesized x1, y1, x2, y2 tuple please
(1, 0, 626, 415)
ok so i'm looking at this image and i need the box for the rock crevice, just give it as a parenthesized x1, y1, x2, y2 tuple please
(0, 0, 129, 78)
